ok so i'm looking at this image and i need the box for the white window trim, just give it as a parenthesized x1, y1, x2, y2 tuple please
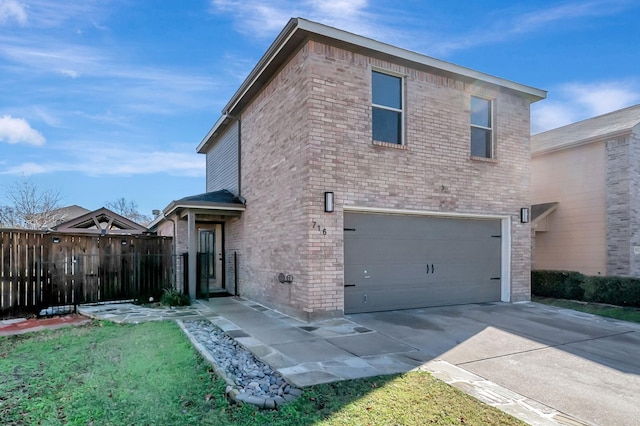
(470, 96, 494, 158)
(372, 68, 405, 145)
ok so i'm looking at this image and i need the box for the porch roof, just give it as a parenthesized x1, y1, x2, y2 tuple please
(154, 189, 245, 225)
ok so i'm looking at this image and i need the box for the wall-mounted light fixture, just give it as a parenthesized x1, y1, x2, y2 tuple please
(324, 191, 334, 213)
(520, 207, 530, 223)
(52, 237, 60, 244)
(121, 239, 128, 246)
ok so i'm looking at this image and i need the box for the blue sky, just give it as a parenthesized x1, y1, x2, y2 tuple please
(1, 0, 639, 216)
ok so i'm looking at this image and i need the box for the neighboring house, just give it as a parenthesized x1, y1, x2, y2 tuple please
(53, 207, 148, 235)
(531, 104, 640, 277)
(0, 205, 90, 230)
(49, 205, 91, 227)
(151, 18, 546, 321)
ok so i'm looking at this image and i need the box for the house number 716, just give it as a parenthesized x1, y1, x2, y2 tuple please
(312, 220, 327, 235)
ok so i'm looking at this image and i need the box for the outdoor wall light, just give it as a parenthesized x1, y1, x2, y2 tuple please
(52, 237, 60, 244)
(520, 207, 530, 223)
(324, 191, 334, 213)
(121, 239, 128, 246)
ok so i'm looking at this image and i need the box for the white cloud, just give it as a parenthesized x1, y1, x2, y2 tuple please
(0, 115, 45, 145)
(209, 0, 375, 38)
(58, 68, 78, 78)
(532, 79, 640, 133)
(1, 142, 205, 178)
(431, 0, 638, 55)
(0, 0, 27, 25)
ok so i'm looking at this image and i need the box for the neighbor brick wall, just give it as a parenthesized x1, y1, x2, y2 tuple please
(630, 126, 640, 277)
(606, 136, 632, 276)
(606, 125, 640, 277)
(233, 39, 534, 320)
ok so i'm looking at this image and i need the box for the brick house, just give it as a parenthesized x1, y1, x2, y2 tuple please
(151, 18, 546, 321)
(531, 104, 640, 277)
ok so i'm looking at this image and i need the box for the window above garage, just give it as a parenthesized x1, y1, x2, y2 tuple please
(372, 70, 404, 145)
(470, 96, 494, 159)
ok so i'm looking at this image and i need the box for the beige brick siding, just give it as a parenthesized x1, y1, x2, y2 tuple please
(233, 40, 533, 320)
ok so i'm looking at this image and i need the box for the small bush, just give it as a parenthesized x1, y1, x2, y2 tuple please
(160, 288, 191, 307)
(532, 270, 585, 300)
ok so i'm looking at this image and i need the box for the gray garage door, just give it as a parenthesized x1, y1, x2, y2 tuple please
(344, 213, 502, 314)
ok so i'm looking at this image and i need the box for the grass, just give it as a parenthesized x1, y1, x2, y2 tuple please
(534, 296, 640, 323)
(0, 321, 525, 426)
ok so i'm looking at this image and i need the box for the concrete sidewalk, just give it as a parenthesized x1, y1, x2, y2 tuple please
(78, 297, 640, 426)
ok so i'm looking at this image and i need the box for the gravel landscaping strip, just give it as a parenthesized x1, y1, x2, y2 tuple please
(179, 319, 302, 409)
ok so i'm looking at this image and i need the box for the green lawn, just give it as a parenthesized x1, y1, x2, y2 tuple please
(534, 296, 640, 323)
(0, 321, 525, 425)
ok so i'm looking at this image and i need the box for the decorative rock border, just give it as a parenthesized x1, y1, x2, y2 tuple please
(177, 319, 303, 409)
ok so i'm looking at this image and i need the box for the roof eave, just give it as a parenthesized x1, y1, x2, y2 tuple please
(197, 114, 234, 154)
(223, 18, 546, 116)
(532, 128, 632, 156)
(163, 201, 245, 217)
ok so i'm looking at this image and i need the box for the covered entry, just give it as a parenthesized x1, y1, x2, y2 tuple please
(151, 190, 245, 300)
(344, 212, 503, 314)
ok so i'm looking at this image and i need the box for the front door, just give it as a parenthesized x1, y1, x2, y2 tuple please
(198, 224, 223, 293)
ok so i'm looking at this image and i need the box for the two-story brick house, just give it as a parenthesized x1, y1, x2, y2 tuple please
(151, 18, 546, 321)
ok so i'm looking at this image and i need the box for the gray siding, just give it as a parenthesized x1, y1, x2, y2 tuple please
(206, 121, 239, 194)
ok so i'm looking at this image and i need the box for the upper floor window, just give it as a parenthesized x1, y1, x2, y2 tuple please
(470, 96, 493, 158)
(372, 71, 403, 145)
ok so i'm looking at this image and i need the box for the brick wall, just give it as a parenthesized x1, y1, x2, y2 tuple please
(235, 43, 314, 318)
(234, 40, 533, 320)
(630, 126, 640, 276)
(606, 126, 640, 277)
(606, 136, 632, 276)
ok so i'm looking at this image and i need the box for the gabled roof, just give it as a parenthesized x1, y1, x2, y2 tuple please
(52, 207, 147, 235)
(532, 104, 640, 155)
(198, 17, 547, 153)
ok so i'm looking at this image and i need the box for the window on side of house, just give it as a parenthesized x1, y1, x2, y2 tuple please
(470, 96, 493, 158)
(372, 70, 403, 145)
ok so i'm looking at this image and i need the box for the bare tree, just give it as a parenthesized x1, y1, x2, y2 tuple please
(105, 197, 152, 225)
(1, 178, 63, 229)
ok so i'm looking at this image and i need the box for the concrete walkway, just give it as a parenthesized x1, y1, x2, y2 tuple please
(78, 298, 640, 426)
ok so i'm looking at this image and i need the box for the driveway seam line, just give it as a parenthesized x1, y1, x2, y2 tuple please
(455, 330, 636, 366)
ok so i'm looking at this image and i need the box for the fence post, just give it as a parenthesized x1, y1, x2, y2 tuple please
(234, 251, 238, 296)
(182, 253, 189, 296)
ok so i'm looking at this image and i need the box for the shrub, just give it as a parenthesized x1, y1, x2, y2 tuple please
(532, 270, 585, 300)
(582, 276, 640, 307)
(160, 288, 191, 307)
(532, 270, 640, 307)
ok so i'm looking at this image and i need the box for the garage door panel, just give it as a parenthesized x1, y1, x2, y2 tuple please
(344, 213, 503, 314)
(345, 281, 500, 313)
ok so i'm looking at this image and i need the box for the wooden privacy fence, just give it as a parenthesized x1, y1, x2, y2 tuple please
(0, 229, 173, 319)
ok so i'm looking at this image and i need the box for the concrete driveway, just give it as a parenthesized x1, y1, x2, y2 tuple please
(350, 302, 640, 426)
